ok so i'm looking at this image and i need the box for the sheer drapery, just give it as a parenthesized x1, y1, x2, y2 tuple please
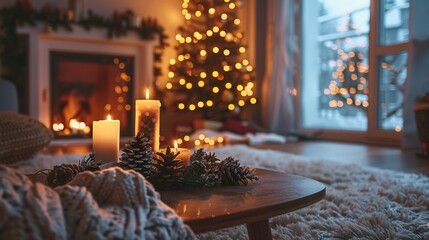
(261, 0, 297, 134)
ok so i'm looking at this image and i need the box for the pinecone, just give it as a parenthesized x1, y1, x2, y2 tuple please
(186, 149, 208, 176)
(189, 150, 220, 172)
(190, 148, 206, 163)
(218, 157, 259, 185)
(152, 146, 184, 190)
(120, 132, 154, 179)
(184, 149, 220, 187)
(205, 152, 220, 168)
(46, 164, 84, 188)
(202, 172, 222, 188)
(79, 152, 101, 171)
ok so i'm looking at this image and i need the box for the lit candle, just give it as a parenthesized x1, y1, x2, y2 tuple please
(135, 89, 161, 152)
(92, 115, 120, 164)
(174, 140, 191, 166)
(161, 140, 191, 166)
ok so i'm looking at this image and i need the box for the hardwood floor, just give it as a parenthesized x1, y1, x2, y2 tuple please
(252, 141, 429, 176)
(45, 140, 429, 176)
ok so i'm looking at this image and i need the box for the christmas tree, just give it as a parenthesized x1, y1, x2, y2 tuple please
(164, 0, 256, 119)
(324, 49, 369, 114)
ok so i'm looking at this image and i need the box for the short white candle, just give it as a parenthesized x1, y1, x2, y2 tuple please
(92, 115, 120, 164)
(174, 140, 191, 166)
(160, 140, 191, 166)
(135, 89, 161, 152)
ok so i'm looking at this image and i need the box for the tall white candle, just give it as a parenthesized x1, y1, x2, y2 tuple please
(93, 115, 120, 164)
(135, 89, 161, 153)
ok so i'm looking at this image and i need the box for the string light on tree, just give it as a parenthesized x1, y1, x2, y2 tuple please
(324, 48, 369, 113)
(166, 0, 256, 118)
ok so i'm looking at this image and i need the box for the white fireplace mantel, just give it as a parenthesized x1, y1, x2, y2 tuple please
(18, 24, 158, 128)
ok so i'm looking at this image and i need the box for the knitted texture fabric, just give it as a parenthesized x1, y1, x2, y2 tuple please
(0, 112, 53, 164)
(0, 166, 66, 239)
(0, 166, 195, 240)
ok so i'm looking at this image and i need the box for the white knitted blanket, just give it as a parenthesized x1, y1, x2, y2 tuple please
(0, 166, 195, 239)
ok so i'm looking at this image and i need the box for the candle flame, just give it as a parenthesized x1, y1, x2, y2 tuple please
(107, 114, 112, 120)
(174, 140, 178, 151)
(146, 89, 150, 100)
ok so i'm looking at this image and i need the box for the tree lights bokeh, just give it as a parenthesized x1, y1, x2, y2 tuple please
(323, 49, 369, 112)
(165, 0, 256, 118)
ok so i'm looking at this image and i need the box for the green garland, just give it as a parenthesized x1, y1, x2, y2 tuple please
(0, 1, 168, 105)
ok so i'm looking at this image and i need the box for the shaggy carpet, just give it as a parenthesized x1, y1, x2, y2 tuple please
(12, 145, 429, 239)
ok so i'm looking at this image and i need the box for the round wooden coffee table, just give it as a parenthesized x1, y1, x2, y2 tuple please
(160, 168, 326, 240)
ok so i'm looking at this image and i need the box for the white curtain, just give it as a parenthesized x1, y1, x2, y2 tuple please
(261, 0, 297, 134)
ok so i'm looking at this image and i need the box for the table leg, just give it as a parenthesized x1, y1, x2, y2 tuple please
(246, 219, 272, 240)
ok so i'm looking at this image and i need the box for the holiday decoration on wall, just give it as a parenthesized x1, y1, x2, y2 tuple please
(164, 0, 257, 119)
(0, 1, 168, 111)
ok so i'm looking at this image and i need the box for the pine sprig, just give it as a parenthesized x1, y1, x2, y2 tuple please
(79, 152, 101, 171)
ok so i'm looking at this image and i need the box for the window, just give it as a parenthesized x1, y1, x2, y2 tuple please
(301, 0, 410, 143)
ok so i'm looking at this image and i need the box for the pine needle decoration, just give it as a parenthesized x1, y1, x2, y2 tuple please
(79, 152, 101, 171)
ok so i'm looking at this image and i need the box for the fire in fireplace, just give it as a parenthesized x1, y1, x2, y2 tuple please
(50, 52, 134, 138)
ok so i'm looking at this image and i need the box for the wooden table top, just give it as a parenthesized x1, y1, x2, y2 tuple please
(159, 168, 326, 233)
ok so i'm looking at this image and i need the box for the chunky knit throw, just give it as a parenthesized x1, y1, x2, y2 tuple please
(0, 166, 195, 239)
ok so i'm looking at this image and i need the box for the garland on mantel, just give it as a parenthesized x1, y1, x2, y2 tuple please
(0, 1, 169, 99)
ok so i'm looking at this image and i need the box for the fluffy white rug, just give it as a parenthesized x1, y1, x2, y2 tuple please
(13, 145, 429, 239)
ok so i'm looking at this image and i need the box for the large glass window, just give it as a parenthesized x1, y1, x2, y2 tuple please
(379, 0, 410, 46)
(302, 0, 370, 131)
(301, 0, 410, 141)
(378, 52, 407, 130)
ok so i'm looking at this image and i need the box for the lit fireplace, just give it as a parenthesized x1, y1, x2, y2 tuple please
(50, 52, 134, 138)
(20, 25, 157, 141)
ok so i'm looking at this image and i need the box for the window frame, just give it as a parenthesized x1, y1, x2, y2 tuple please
(298, 0, 413, 146)
(367, 0, 412, 143)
